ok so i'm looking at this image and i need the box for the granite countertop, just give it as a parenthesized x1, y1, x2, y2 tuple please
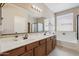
(0, 33, 55, 53)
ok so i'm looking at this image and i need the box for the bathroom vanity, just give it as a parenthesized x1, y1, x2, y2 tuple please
(0, 33, 56, 56)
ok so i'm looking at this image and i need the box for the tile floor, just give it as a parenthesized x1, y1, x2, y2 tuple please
(48, 46, 79, 56)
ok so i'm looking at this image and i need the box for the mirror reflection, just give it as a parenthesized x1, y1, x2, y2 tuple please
(31, 17, 49, 33)
(0, 3, 55, 36)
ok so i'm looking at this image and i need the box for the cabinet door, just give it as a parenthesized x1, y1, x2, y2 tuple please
(21, 50, 33, 56)
(46, 38, 52, 55)
(51, 36, 56, 49)
(52, 37, 56, 49)
(34, 44, 46, 56)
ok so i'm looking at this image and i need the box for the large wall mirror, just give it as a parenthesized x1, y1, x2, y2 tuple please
(0, 3, 50, 36)
(1, 15, 49, 35)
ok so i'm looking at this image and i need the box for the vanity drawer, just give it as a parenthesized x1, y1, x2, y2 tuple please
(21, 49, 33, 56)
(26, 41, 39, 51)
(39, 39, 46, 45)
(5, 46, 25, 56)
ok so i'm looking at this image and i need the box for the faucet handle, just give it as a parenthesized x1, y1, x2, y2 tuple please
(23, 33, 28, 39)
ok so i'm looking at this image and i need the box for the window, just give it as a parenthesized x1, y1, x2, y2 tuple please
(57, 13, 73, 31)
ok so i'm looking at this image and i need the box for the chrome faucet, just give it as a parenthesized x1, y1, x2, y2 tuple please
(44, 31, 48, 35)
(23, 33, 28, 40)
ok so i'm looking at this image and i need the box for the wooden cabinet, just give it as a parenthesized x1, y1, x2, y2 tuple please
(34, 44, 46, 56)
(21, 49, 33, 56)
(34, 39, 46, 56)
(46, 38, 53, 55)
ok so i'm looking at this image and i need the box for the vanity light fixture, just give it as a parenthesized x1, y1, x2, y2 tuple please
(31, 5, 42, 13)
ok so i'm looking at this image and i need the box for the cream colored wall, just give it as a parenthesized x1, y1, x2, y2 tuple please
(14, 3, 53, 18)
(2, 3, 35, 34)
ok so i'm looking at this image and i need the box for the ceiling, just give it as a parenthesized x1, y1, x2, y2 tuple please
(45, 3, 79, 13)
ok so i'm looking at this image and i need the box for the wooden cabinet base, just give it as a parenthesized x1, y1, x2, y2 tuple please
(34, 44, 46, 56)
